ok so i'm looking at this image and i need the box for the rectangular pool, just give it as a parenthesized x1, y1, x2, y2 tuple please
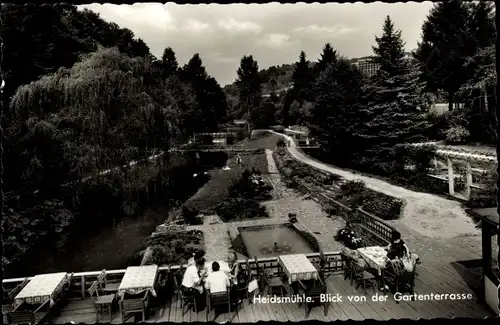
(238, 224, 317, 258)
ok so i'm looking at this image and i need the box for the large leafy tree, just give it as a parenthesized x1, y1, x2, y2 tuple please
(308, 59, 364, 165)
(8, 48, 177, 193)
(413, 0, 476, 110)
(236, 55, 262, 128)
(181, 54, 227, 133)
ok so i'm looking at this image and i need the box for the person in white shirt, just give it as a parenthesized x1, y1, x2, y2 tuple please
(205, 261, 230, 293)
(182, 258, 206, 311)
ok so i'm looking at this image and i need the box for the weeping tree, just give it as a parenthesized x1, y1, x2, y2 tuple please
(7, 47, 181, 218)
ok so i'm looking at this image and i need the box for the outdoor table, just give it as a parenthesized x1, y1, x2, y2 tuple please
(14, 272, 67, 307)
(357, 246, 389, 275)
(278, 254, 319, 284)
(118, 265, 159, 298)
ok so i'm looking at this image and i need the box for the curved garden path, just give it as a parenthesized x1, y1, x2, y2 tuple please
(265, 130, 491, 263)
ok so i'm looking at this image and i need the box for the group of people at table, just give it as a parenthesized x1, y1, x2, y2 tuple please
(344, 230, 420, 289)
(181, 251, 246, 311)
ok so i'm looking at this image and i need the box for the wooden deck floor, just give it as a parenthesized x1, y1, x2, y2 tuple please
(50, 261, 494, 323)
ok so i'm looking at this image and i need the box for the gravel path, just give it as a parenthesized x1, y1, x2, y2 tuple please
(267, 130, 479, 239)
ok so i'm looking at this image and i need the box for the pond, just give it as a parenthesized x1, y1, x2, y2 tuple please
(239, 224, 317, 258)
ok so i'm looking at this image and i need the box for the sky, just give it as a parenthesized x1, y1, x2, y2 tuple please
(80, 2, 435, 86)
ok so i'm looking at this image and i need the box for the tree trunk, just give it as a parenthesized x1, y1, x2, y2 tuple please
(448, 91, 453, 112)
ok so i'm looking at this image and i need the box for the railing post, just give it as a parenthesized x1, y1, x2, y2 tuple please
(81, 275, 86, 299)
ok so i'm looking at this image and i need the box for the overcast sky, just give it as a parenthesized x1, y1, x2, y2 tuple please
(80, 2, 435, 86)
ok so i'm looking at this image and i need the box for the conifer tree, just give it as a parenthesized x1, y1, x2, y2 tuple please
(372, 16, 406, 78)
(315, 43, 338, 75)
(291, 51, 312, 101)
(161, 47, 179, 78)
(356, 16, 431, 165)
(236, 55, 261, 128)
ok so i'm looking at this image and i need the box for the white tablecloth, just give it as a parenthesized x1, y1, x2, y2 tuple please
(357, 246, 389, 275)
(119, 265, 158, 297)
(15, 272, 67, 307)
(279, 254, 318, 284)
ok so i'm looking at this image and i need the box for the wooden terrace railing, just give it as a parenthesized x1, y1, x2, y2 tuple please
(2, 252, 345, 300)
(291, 178, 394, 245)
(353, 208, 394, 246)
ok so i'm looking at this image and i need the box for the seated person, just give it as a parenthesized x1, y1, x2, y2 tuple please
(386, 231, 410, 260)
(188, 250, 206, 266)
(182, 258, 206, 310)
(227, 251, 239, 278)
(205, 261, 230, 293)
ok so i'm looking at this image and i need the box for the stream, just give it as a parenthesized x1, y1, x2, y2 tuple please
(5, 151, 229, 278)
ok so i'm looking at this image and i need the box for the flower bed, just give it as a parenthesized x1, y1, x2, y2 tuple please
(137, 230, 204, 266)
(274, 148, 403, 220)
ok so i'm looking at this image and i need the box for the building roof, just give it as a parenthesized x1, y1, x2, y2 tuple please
(468, 207, 499, 226)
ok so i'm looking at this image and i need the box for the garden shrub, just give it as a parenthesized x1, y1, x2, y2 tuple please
(215, 198, 268, 222)
(181, 205, 202, 225)
(362, 193, 403, 220)
(277, 138, 286, 147)
(445, 126, 470, 144)
(138, 230, 204, 266)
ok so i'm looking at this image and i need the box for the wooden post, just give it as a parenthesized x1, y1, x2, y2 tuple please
(481, 221, 491, 301)
(465, 161, 472, 199)
(81, 275, 86, 299)
(447, 158, 455, 195)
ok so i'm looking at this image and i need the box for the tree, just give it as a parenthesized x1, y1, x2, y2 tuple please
(308, 59, 364, 165)
(291, 51, 312, 101)
(236, 55, 262, 129)
(468, 0, 496, 50)
(315, 43, 338, 75)
(161, 47, 179, 78)
(458, 45, 496, 144)
(180, 54, 227, 133)
(414, 0, 475, 110)
(372, 16, 406, 78)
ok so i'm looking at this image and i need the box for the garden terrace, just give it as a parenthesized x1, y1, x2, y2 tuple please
(2, 251, 494, 323)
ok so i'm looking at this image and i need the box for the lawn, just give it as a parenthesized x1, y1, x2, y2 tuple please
(183, 134, 275, 214)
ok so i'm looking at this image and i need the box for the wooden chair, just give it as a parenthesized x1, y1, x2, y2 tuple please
(253, 257, 268, 290)
(206, 290, 232, 322)
(385, 259, 417, 303)
(298, 278, 328, 318)
(88, 280, 115, 322)
(3, 279, 29, 312)
(6, 310, 35, 325)
(174, 268, 198, 313)
(341, 252, 354, 282)
(97, 269, 120, 293)
(352, 260, 377, 294)
(119, 292, 148, 323)
(6, 300, 51, 325)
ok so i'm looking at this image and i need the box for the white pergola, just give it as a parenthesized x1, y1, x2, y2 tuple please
(408, 143, 496, 199)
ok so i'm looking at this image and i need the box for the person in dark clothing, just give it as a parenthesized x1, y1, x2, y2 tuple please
(386, 231, 410, 260)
